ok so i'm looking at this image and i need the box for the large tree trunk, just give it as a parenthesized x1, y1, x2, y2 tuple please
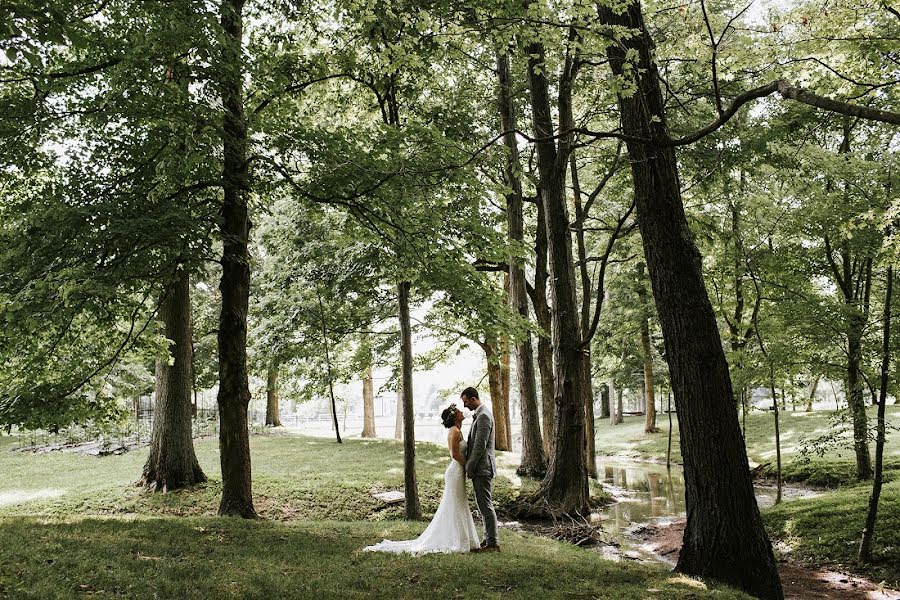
(398, 280, 421, 520)
(859, 266, 892, 563)
(362, 364, 376, 438)
(216, 0, 255, 519)
(497, 50, 545, 473)
(483, 340, 512, 452)
(497, 52, 547, 477)
(265, 366, 281, 427)
(596, 2, 782, 596)
(525, 41, 589, 515)
(140, 267, 206, 491)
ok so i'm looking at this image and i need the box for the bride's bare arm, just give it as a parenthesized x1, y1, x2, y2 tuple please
(448, 428, 466, 466)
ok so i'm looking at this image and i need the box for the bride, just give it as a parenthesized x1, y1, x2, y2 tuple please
(364, 404, 480, 554)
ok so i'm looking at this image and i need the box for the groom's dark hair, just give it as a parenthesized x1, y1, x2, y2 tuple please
(460, 386, 479, 400)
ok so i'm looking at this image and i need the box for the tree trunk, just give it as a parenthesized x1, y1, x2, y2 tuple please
(597, 2, 782, 596)
(497, 50, 546, 476)
(394, 384, 403, 441)
(483, 340, 511, 452)
(216, 0, 255, 519)
(637, 264, 658, 433)
(140, 267, 206, 491)
(525, 41, 589, 515)
(805, 376, 820, 412)
(848, 310, 873, 479)
(609, 380, 623, 425)
(666, 389, 673, 471)
(600, 383, 610, 419)
(859, 265, 891, 563)
(265, 366, 281, 427)
(570, 153, 598, 479)
(531, 184, 556, 459)
(362, 365, 376, 438)
(317, 288, 342, 444)
(398, 280, 421, 520)
(641, 323, 658, 433)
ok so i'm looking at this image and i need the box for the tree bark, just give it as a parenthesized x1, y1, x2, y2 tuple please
(570, 153, 598, 478)
(530, 187, 556, 458)
(637, 264, 658, 433)
(525, 40, 590, 515)
(497, 49, 547, 476)
(394, 384, 403, 441)
(398, 280, 421, 519)
(265, 366, 281, 427)
(859, 265, 891, 563)
(362, 364, 376, 438)
(596, 2, 782, 596)
(483, 339, 512, 451)
(216, 0, 255, 519)
(140, 267, 206, 491)
(600, 383, 610, 419)
(805, 375, 820, 412)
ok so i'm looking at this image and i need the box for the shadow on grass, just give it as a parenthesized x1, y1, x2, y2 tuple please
(0, 516, 752, 599)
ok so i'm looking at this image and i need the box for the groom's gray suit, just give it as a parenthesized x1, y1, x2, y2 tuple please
(465, 404, 498, 547)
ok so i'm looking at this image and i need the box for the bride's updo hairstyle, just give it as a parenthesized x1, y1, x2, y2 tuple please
(440, 404, 459, 428)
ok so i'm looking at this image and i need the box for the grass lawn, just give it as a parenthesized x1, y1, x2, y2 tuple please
(763, 479, 900, 587)
(0, 432, 751, 599)
(595, 405, 900, 486)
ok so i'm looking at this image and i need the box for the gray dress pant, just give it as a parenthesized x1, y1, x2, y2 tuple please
(472, 476, 498, 546)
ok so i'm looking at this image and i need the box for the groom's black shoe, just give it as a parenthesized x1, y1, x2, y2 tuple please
(480, 543, 500, 553)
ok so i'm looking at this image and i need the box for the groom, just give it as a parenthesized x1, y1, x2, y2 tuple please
(461, 386, 499, 552)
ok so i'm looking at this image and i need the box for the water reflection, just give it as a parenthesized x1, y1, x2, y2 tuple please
(596, 459, 818, 536)
(597, 460, 686, 534)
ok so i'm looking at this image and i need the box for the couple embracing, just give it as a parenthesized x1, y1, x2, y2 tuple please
(364, 387, 500, 555)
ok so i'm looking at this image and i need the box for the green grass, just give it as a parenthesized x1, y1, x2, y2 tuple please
(763, 479, 900, 587)
(0, 431, 753, 599)
(0, 516, 752, 599)
(595, 405, 900, 486)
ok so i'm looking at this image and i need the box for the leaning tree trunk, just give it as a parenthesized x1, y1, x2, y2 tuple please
(497, 50, 546, 473)
(805, 375, 820, 412)
(265, 366, 281, 427)
(499, 335, 513, 448)
(597, 2, 782, 596)
(362, 364, 377, 438)
(525, 41, 590, 515)
(216, 0, 255, 519)
(398, 280, 421, 520)
(140, 267, 206, 491)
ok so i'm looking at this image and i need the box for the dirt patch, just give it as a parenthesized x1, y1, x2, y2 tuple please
(634, 518, 900, 600)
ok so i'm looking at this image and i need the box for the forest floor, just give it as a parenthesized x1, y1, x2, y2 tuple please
(0, 432, 748, 599)
(595, 406, 900, 591)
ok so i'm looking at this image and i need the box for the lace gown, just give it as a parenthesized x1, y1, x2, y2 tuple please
(364, 439, 480, 554)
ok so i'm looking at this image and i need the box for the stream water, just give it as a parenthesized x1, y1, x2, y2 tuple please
(586, 458, 820, 563)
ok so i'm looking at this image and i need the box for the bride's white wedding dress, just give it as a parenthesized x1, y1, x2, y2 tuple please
(364, 439, 480, 554)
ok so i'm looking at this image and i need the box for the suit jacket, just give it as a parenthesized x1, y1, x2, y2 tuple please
(465, 404, 496, 478)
